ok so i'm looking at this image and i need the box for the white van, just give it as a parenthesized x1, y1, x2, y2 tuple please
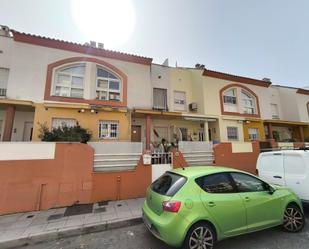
(257, 150, 309, 203)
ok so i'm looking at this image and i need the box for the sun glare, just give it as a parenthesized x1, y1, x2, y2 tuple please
(71, 0, 136, 48)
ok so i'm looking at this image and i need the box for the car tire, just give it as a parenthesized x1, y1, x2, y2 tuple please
(282, 204, 305, 233)
(183, 221, 216, 249)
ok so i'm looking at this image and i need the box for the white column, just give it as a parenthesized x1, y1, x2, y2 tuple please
(204, 121, 209, 141)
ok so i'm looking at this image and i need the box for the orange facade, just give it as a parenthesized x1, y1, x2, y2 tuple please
(0, 143, 151, 215)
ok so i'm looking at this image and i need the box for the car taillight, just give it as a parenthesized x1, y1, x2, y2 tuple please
(162, 201, 181, 213)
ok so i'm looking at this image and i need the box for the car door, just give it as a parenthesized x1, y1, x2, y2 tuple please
(257, 152, 285, 186)
(230, 172, 283, 232)
(197, 173, 247, 237)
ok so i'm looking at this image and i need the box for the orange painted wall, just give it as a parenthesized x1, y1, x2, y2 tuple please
(172, 150, 189, 169)
(0, 143, 94, 215)
(213, 141, 260, 174)
(91, 157, 151, 202)
(0, 143, 152, 215)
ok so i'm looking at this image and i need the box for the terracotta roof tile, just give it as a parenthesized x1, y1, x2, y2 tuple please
(11, 30, 153, 65)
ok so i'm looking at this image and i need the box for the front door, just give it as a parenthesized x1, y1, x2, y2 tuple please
(23, 121, 33, 141)
(230, 172, 283, 232)
(198, 173, 247, 236)
(131, 125, 141, 142)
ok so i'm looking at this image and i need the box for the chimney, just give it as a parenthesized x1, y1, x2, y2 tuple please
(262, 78, 271, 83)
(0, 25, 10, 37)
(98, 42, 104, 49)
(90, 41, 96, 48)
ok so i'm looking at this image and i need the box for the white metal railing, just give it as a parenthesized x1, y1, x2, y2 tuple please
(88, 142, 142, 172)
(151, 152, 173, 165)
(178, 141, 214, 166)
(0, 88, 6, 96)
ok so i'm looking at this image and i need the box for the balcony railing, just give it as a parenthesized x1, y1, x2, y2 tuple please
(0, 88, 6, 96)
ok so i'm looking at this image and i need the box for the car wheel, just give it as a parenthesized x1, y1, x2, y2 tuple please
(183, 222, 216, 249)
(282, 204, 305, 233)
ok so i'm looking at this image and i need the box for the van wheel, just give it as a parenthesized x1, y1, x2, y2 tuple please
(183, 222, 216, 249)
(282, 204, 305, 233)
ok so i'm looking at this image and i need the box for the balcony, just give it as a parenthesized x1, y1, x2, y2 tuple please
(0, 88, 6, 97)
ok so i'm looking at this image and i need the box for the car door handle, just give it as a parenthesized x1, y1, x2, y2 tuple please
(208, 201, 216, 207)
(273, 175, 282, 179)
(244, 197, 250, 202)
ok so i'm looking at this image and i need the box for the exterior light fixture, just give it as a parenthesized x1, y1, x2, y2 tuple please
(78, 109, 85, 113)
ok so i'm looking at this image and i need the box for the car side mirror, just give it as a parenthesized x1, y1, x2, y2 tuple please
(268, 185, 276, 195)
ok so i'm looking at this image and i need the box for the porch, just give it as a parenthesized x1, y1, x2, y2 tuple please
(131, 109, 219, 150)
(0, 100, 35, 141)
(264, 120, 308, 143)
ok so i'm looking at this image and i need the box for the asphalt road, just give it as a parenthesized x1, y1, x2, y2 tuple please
(21, 206, 309, 249)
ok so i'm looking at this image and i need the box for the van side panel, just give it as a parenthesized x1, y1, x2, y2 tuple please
(257, 152, 285, 186)
(283, 152, 309, 202)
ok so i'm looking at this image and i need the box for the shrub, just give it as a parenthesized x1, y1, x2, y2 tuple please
(38, 123, 92, 143)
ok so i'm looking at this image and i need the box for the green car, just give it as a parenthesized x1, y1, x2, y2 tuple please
(142, 166, 305, 249)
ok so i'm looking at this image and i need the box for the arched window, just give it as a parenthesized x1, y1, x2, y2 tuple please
(241, 90, 256, 114)
(53, 64, 85, 98)
(96, 67, 122, 101)
(223, 88, 237, 112)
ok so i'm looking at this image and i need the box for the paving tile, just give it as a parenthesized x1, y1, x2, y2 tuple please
(100, 213, 118, 222)
(30, 216, 49, 226)
(23, 224, 47, 236)
(0, 214, 22, 224)
(45, 220, 66, 231)
(84, 214, 101, 224)
(35, 209, 57, 218)
(9, 219, 33, 229)
(104, 206, 116, 215)
(1, 227, 26, 241)
(64, 216, 85, 228)
(116, 210, 133, 219)
(19, 211, 40, 220)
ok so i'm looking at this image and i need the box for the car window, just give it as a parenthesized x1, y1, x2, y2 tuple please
(151, 172, 187, 196)
(195, 173, 235, 194)
(230, 173, 267, 192)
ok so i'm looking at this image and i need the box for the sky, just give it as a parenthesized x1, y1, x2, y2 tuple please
(1, 0, 309, 87)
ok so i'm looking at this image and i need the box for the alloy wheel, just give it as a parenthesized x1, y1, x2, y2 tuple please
(188, 226, 214, 249)
(283, 206, 304, 232)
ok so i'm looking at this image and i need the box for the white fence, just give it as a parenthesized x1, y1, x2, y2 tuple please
(178, 141, 214, 166)
(88, 142, 143, 172)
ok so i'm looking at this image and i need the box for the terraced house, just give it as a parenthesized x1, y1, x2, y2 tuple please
(1, 25, 309, 148)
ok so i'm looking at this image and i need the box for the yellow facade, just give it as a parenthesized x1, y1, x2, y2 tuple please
(243, 120, 265, 142)
(32, 104, 130, 142)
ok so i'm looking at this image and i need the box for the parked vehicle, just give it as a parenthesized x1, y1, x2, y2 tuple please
(142, 166, 305, 249)
(257, 150, 309, 203)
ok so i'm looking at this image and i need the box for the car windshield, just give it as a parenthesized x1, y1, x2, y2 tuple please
(151, 172, 187, 196)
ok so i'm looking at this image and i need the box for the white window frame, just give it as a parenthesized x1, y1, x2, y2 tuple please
(223, 88, 237, 105)
(53, 64, 85, 98)
(153, 88, 168, 110)
(174, 91, 186, 111)
(271, 103, 279, 119)
(227, 126, 239, 141)
(99, 121, 119, 139)
(52, 118, 77, 129)
(96, 67, 122, 102)
(241, 90, 256, 114)
(248, 128, 259, 140)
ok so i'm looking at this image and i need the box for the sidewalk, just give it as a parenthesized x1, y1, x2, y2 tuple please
(0, 198, 145, 249)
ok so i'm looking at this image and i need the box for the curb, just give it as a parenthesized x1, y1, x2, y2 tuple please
(0, 217, 143, 249)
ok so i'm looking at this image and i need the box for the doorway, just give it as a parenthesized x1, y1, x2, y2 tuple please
(131, 125, 142, 142)
(23, 121, 33, 141)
